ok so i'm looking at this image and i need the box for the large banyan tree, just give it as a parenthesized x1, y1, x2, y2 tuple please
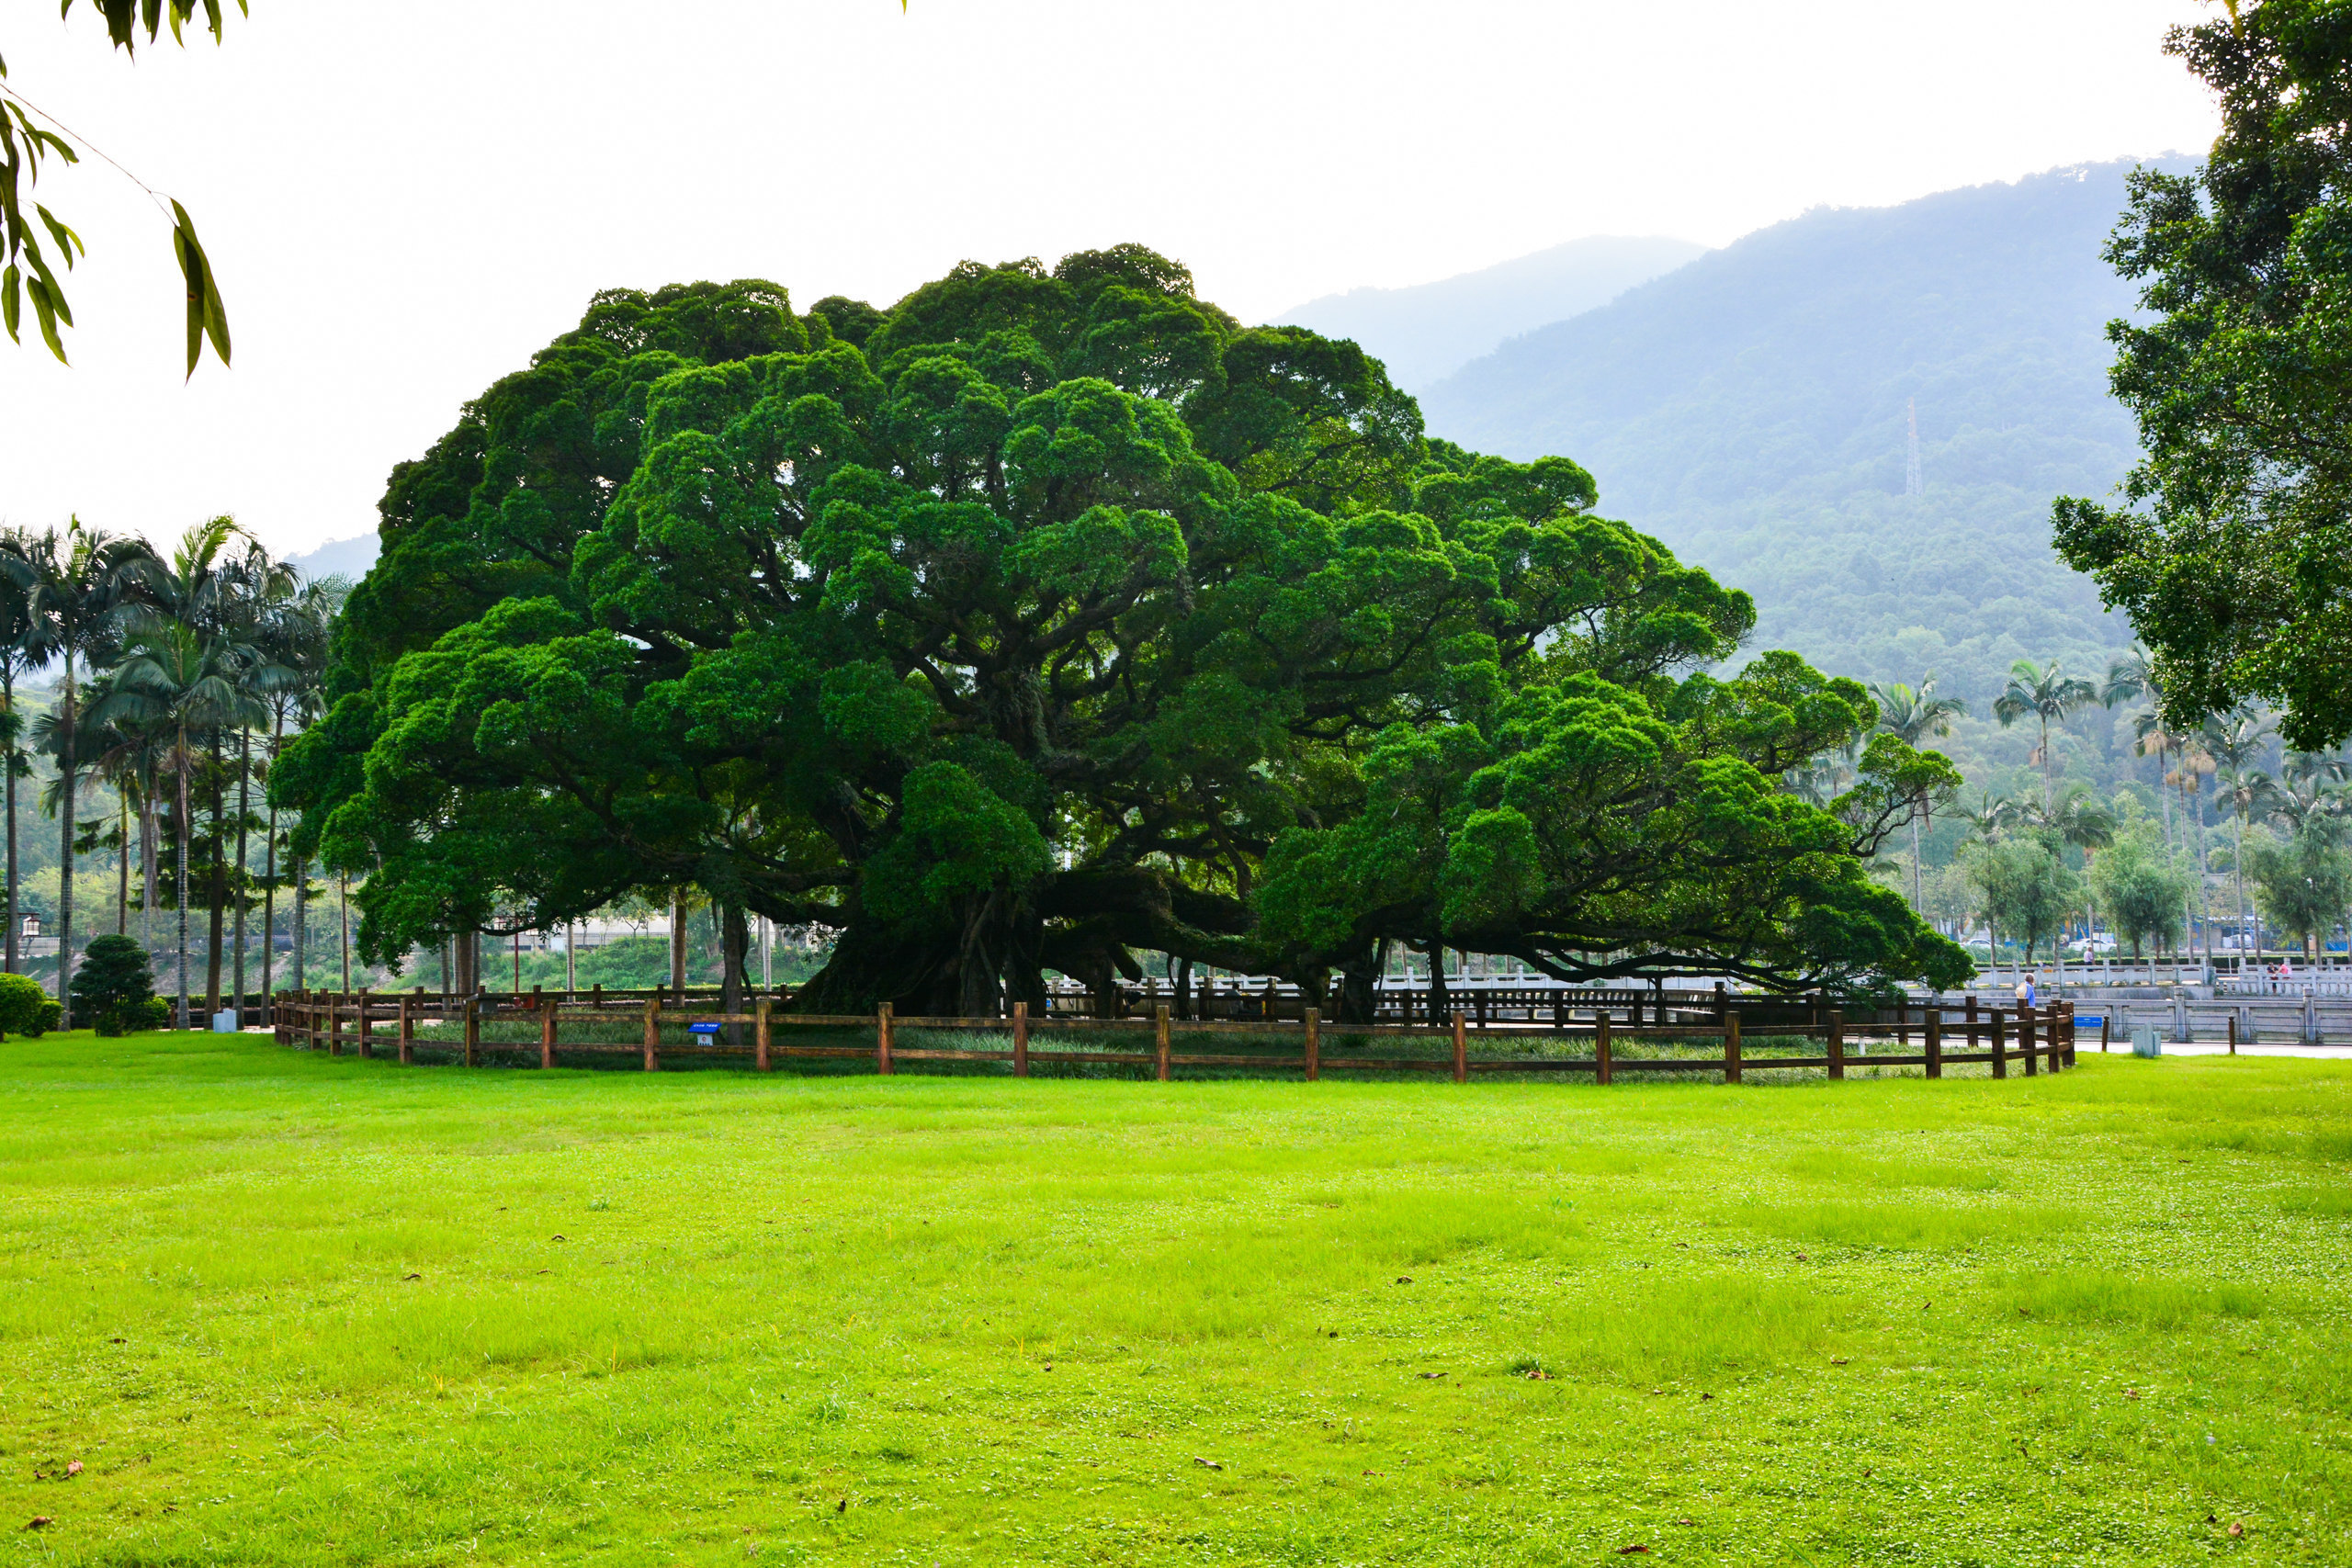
(277, 245, 1969, 1017)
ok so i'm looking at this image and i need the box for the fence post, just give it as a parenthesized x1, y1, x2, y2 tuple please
(1475, 988, 1488, 1030)
(1151, 1004, 1170, 1081)
(1012, 999, 1029, 1077)
(1990, 1009, 2007, 1078)
(357, 989, 373, 1058)
(755, 997, 772, 1071)
(1305, 1007, 1321, 1081)
(1451, 1009, 1467, 1083)
(464, 994, 481, 1068)
(2021, 1004, 2039, 1077)
(539, 997, 557, 1069)
(1827, 1010, 1845, 1081)
(1966, 994, 1978, 1055)
(2228, 1011, 2237, 1057)
(1596, 1010, 1612, 1087)
(641, 998, 659, 1073)
(2101, 1012, 2111, 1055)
(1925, 1007, 1942, 1079)
(329, 992, 344, 1057)
(877, 1001, 894, 1076)
(2064, 1001, 2077, 1067)
(1724, 1010, 1742, 1085)
(398, 993, 414, 1066)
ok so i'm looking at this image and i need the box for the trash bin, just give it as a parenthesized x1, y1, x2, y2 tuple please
(212, 1009, 238, 1033)
(2130, 1025, 2162, 1058)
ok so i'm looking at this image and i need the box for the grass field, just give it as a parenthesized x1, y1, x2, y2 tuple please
(2, 1032, 2348, 1566)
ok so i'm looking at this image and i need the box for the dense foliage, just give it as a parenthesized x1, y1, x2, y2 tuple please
(69, 932, 166, 1035)
(0, 969, 57, 1036)
(2054, 1, 2352, 750)
(283, 248, 1969, 1016)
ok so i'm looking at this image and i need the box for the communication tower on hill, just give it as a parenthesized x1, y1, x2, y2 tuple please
(1905, 398, 1924, 497)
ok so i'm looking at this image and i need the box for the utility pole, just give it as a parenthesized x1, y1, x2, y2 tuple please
(1905, 397, 1924, 497)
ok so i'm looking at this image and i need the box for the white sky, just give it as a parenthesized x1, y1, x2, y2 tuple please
(0, 0, 2220, 559)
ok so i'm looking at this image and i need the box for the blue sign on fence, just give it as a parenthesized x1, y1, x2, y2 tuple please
(687, 1021, 722, 1035)
(2075, 1014, 2105, 1028)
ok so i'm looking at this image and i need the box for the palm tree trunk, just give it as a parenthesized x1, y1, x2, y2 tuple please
(1910, 807, 1924, 910)
(141, 779, 156, 956)
(175, 728, 191, 1031)
(116, 795, 129, 935)
(5, 664, 17, 976)
(2233, 812, 2249, 961)
(290, 853, 305, 990)
(233, 728, 251, 1024)
(2156, 743, 2174, 847)
(261, 709, 283, 1007)
(57, 653, 76, 1027)
(206, 736, 225, 1014)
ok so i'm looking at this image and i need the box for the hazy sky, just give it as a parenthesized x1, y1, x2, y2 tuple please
(0, 0, 2219, 558)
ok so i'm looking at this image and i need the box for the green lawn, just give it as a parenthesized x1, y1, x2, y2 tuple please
(3, 1033, 2348, 1565)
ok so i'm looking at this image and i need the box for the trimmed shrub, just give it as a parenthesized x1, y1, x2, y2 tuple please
(69, 936, 165, 1037)
(0, 971, 58, 1038)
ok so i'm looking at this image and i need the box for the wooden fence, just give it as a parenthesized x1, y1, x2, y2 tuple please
(269, 989, 2079, 1083)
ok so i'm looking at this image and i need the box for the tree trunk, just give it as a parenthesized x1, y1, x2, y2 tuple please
(669, 890, 687, 992)
(117, 795, 129, 935)
(1337, 938, 1383, 1025)
(5, 664, 16, 975)
(290, 853, 305, 991)
(175, 727, 191, 1031)
(2233, 813, 2250, 960)
(260, 810, 277, 1008)
(141, 783, 156, 958)
(233, 729, 251, 1023)
(57, 654, 76, 1026)
(720, 901, 748, 1043)
(1910, 807, 1924, 910)
(206, 737, 225, 1013)
(339, 872, 351, 992)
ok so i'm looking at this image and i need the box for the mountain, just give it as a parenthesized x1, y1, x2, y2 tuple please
(1420, 160, 2189, 707)
(286, 531, 379, 583)
(1272, 235, 1706, 393)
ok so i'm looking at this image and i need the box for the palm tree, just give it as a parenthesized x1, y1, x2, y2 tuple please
(119, 519, 271, 1017)
(2272, 755, 2349, 840)
(2206, 711, 2275, 960)
(92, 624, 243, 1031)
(209, 538, 297, 1025)
(2020, 787, 2119, 975)
(4, 522, 153, 1025)
(253, 575, 341, 1008)
(1869, 676, 1966, 909)
(0, 533, 40, 975)
(2104, 647, 2182, 849)
(1994, 659, 2099, 811)
(2166, 728, 2219, 962)
(1953, 790, 2018, 966)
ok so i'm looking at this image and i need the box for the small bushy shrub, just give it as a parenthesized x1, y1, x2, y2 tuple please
(0, 971, 59, 1038)
(69, 936, 165, 1037)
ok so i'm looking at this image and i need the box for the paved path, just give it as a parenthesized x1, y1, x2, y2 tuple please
(2085, 1043, 2351, 1060)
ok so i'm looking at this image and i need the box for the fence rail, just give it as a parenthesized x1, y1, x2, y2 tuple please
(267, 989, 2080, 1084)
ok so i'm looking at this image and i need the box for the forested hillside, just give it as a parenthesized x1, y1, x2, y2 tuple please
(1275, 235, 1703, 394)
(1421, 160, 2187, 710)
